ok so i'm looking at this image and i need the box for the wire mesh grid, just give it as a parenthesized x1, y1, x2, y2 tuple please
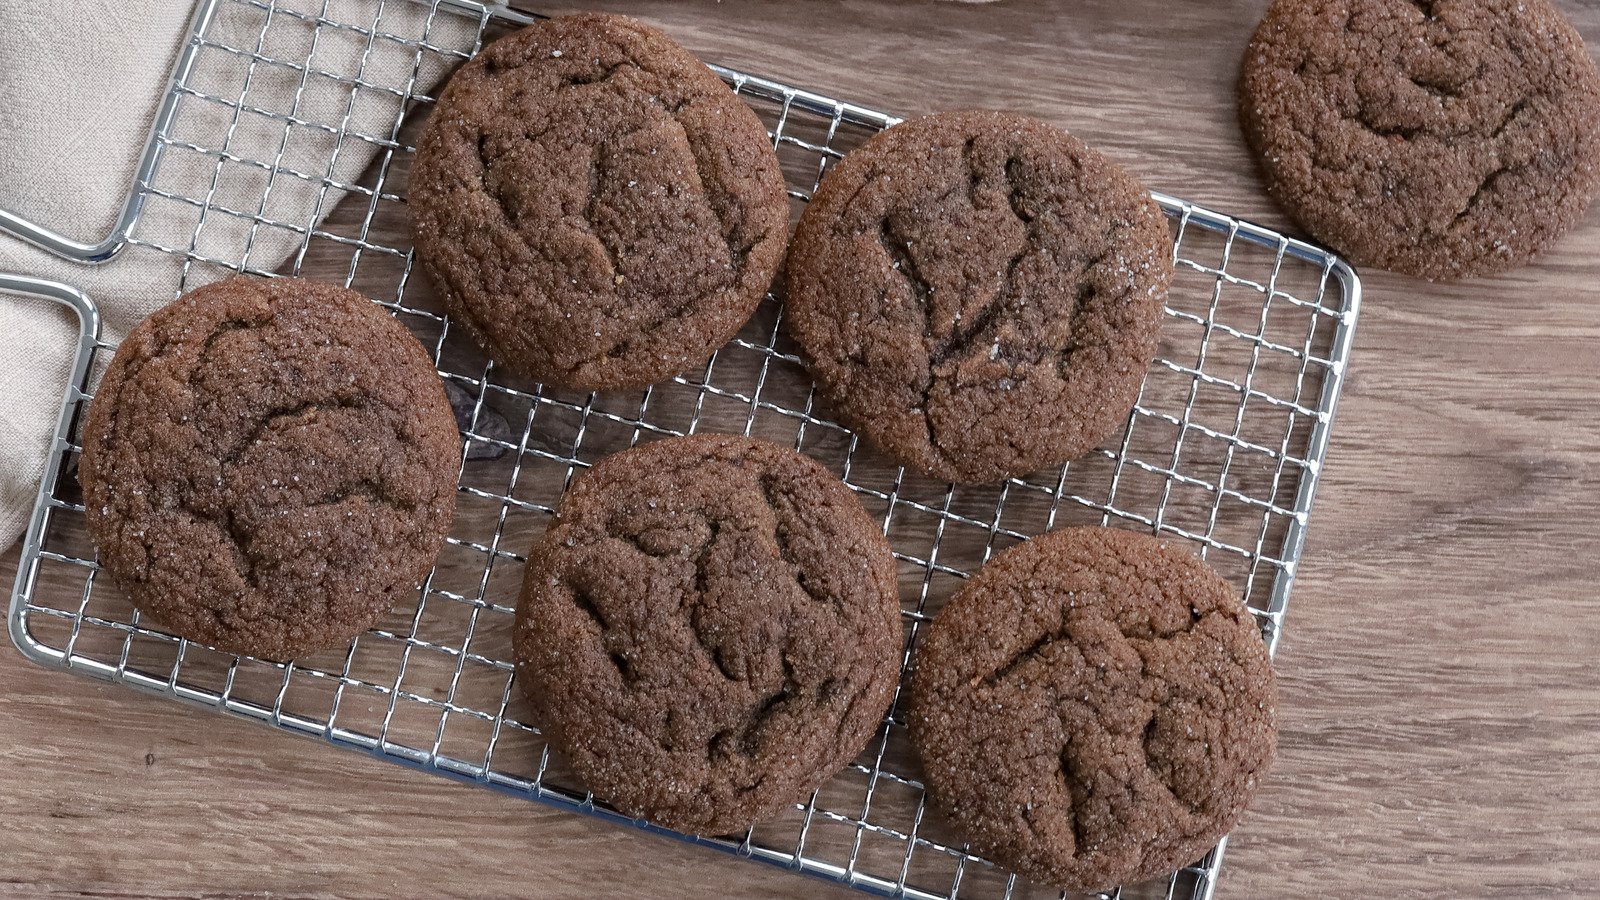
(5, 1, 1360, 899)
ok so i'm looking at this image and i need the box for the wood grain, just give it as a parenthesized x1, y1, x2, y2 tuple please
(6, 1, 1600, 898)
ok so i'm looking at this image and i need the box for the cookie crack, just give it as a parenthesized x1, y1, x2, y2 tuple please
(559, 60, 637, 89)
(937, 235, 1028, 367)
(571, 579, 639, 687)
(1492, 97, 1531, 139)
(571, 582, 612, 632)
(1058, 744, 1092, 858)
(474, 122, 560, 233)
(185, 317, 271, 390)
(1056, 235, 1116, 380)
(607, 525, 680, 560)
(707, 655, 799, 761)
(1409, 71, 1464, 101)
(691, 518, 722, 597)
(582, 143, 623, 282)
(311, 478, 410, 512)
(879, 218, 934, 311)
(221, 506, 260, 589)
(830, 676, 866, 746)
(1450, 162, 1516, 229)
(475, 134, 514, 228)
(992, 158, 1038, 364)
(583, 97, 747, 367)
(962, 136, 981, 209)
(926, 156, 1039, 374)
(758, 474, 838, 610)
(1322, 53, 1534, 156)
(1442, 94, 1541, 231)
(1349, 111, 1423, 142)
(978, 629, 1067, 688)
(742, 683, 792, 756)
(874, 215, 951, 465)
(746, 654, 800, 756)
(685, 519, 741, 682)
(1003, 157, 1034, 225)
(200, 317, 261, 351)
(669, 99, 750, 278)
(1139, 694, 1208, 822)
(219, 397, 366, 470)
(177, 396, 377, 588)
(1055, 287, 1093, 380)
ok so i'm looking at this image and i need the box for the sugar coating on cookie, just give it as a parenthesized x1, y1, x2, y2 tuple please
(80, 277, 460, 661)
(513, 434, 902, 836)
(785, 110, 1172, 484)
(909, 527, 1276, 893)
(1240, 0, 1600, 279)
(408, 13, 790, 390)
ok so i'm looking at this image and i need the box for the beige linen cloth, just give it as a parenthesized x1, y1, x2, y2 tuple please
(0, 0, 472, 549)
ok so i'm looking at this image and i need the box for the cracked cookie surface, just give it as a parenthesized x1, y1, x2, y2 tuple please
(79, 276, 459, 661)
(407, 13, 789, 390)
(908, 527, 1276, 893)
(513, 434, 901, 835)
(1240, 0, 1600, 279)
(785, 110, 1171, 484)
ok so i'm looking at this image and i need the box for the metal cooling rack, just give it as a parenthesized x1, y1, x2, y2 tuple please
(3, 1, 1361, 898)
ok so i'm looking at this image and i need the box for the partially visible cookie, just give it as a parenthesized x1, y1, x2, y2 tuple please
(79, 276, 459, 661)
(909, 527, 1276, 893)
(1240, 0, 1600, 279)
(513, 434, 901, 836)
(409, 13, 790, 390)
(785, 110, 1171, 484)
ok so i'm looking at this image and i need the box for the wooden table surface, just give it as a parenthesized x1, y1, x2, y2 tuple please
(5, 1, 1600, 898)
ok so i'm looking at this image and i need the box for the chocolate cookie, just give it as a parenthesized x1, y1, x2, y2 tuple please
(908, 527, 1276, 893)
(79, 277, 459, 661)
(513, 434, 901, 835)
(1240, 0, 1600, 279)
(408, 13, 790, 390)
(785, 110, 1171, 484)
